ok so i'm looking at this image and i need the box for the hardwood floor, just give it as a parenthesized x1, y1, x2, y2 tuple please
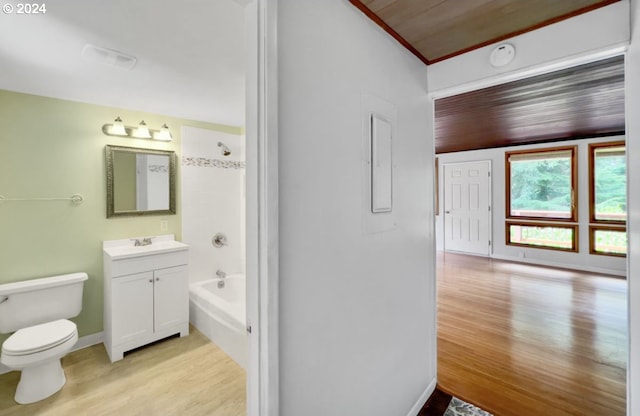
(0, 327, 246, 416)
(437, 252, 627, 416)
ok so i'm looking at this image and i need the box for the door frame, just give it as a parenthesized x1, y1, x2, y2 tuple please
(245, 1, 279, 415)
(429, 48, 630, 416)
(441, 159, 492, 257)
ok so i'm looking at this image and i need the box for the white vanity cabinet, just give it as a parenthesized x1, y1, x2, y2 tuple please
(103, 236, 189, 362)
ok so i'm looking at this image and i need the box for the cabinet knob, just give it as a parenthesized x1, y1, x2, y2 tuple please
(148, 279, 153, 283)
(156, 277, 160, 281)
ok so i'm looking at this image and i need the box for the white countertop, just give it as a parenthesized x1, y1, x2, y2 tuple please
(103, 234, 188, 260)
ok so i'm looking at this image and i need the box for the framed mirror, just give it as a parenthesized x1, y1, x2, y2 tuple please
(105, 145, 176, 218)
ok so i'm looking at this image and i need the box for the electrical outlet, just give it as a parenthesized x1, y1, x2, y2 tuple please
(160, 220, 168, 231)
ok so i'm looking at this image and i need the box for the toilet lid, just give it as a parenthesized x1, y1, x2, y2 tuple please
(2, 319, 77, 356)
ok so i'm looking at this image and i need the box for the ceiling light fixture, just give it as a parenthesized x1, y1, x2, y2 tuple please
(102, 117, 172, 141)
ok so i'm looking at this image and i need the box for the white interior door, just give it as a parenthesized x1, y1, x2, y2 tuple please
(443, 161, 491, 255)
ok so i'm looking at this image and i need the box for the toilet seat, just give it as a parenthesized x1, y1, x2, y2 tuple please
(2, 320, 77, 356)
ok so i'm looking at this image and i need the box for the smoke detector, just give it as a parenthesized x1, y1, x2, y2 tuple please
(82, 44, 137, 70)
(489, 43, 515, 67)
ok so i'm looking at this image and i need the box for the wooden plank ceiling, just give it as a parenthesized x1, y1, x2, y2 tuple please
(434, 55, 625, 154)
(350, 0, 620, 64)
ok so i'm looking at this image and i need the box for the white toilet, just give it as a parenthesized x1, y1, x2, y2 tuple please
(0, 272, 88, 404)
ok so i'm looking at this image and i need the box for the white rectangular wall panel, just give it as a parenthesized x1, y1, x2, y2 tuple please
(371, 114, 392, 213)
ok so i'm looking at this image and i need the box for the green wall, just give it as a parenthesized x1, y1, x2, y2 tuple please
(0, 89, 242, 343)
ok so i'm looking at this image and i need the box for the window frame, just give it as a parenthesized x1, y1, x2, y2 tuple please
(506, 221, 579, 253)
(588, 140, 626, 225)
(505, 145, 578, 223)
(589, 225, 627, 257)
(588, 140, 626, 257)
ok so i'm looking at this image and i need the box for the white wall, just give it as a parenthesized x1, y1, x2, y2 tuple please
(626, 1, 640, 415)
(277, 1, 436, 415)
(181, 126, 246, 282)
(436, 136, 627, 276)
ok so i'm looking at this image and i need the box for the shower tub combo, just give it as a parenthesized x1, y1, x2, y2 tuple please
(189, 274, 247, 368)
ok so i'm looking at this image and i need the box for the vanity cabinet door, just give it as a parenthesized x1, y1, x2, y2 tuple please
(153, 265, 188, 333)
(112, 271, 154, 344)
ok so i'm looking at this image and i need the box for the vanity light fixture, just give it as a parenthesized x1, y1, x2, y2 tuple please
(132, 120, 151, 139)
(107, 117, 127, 136)
(153, 124, 173, 141)
(102, 117, 173, 141)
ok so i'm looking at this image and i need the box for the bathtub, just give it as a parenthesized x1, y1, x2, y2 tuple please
(189, 274, 247, 368)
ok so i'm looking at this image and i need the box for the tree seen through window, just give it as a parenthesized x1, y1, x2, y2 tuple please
(508, 148, 575, 219)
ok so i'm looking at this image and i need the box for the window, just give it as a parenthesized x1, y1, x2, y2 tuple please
(506, 146, 577, 221)
(589, 142, 626, 223)
(589, 226, 627, 257)
(505, 146, 578, 252)
(507, 222, 578, 252)
(589, 141, 626, 256)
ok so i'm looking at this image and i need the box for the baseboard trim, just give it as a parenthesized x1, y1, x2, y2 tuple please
(438, 249, 627, 277)
(490, 254, 626, 277)
(0, 331, 104, 375)
(408, 378, 437, 416)
(73, 331, 104, 352)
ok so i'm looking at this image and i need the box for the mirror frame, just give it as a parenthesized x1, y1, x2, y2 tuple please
(105, 145, 177, 218)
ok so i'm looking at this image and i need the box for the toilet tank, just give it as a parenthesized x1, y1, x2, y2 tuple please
(0, 272, 88, 333)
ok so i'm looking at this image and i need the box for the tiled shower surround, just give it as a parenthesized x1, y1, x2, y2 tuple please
(181, 126, 246, 284)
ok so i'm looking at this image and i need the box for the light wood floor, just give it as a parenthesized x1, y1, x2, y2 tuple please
(437, 252, 627, 416)
(0, 327, 246, 416)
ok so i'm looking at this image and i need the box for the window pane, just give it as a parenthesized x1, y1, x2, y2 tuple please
(509, 150, 573, 218)
(508, 224, 575, 250)
(593, 228, 627, 255)
(594, 146, 626, 222)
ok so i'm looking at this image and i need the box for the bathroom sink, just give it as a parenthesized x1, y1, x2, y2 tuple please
(103, 236, 188, 260)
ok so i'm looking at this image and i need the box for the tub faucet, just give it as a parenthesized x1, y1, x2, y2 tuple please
(216, 270, 226, 279)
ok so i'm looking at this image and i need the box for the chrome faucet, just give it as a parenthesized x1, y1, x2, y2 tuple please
(133, 237, 153, 247)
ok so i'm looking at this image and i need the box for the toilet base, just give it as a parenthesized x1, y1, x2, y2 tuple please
(15, 359, 66, 404)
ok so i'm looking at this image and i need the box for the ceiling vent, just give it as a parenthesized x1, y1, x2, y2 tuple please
(82, 44, 137, 70)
